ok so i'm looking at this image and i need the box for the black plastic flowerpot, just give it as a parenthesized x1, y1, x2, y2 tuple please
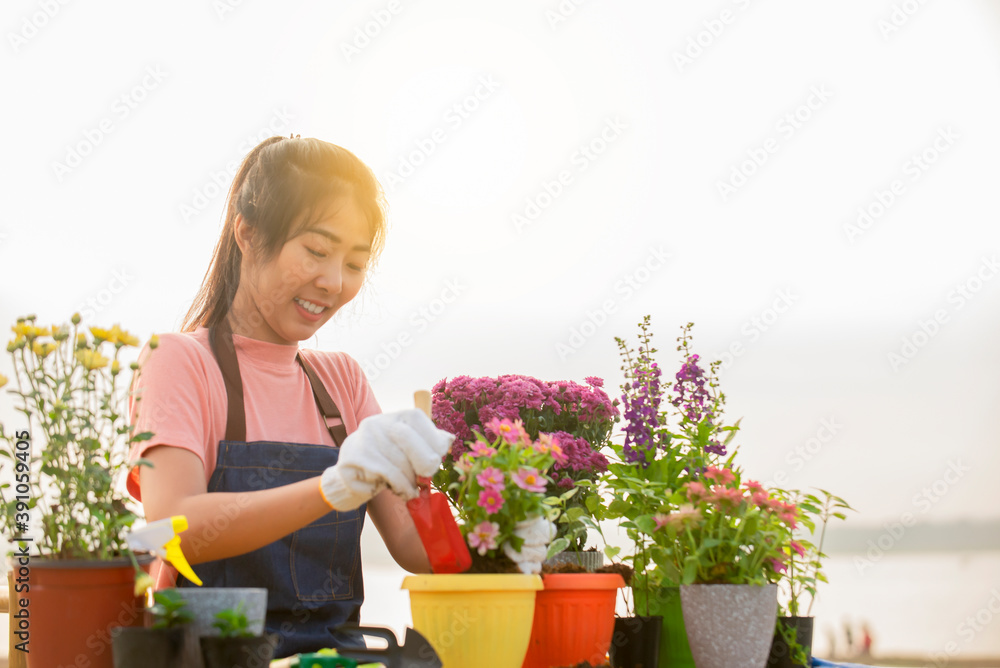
(111, 625, 205, 668)
(200, 633, 278, 668)
(609, 615, 662, 668)
(767, 616, 814, 668)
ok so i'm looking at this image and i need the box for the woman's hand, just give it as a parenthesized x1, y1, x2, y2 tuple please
(319, 409, 454, 511)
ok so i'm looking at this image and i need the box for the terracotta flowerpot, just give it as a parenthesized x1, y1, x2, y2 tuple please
(680, 583, 778, 668)
(522, 573, 625, 668)
(402, 573, 543, 668)
(25, 556, 151, 668)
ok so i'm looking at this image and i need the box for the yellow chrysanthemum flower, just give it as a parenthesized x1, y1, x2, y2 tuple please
(11, 323, 49, 341)
(149, 334, 159, 350)
(110, 325, 139, 347)
(31, 341, 58, 358)
(90, 327, 114, 344)
(0, 373, 7, 389)
(75, 349, 109, 371)
(76, 333, 88, 349)
(111, 360, 121, 375)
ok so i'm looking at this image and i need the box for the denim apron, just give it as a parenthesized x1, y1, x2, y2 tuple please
(177, 318, 366, 657)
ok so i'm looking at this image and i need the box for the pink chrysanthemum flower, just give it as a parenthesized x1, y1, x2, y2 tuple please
(467, 520, 500, 556)
(478, 487, 505, 514)
(703, 466, 735, 486)
(684, 481, 708, 501)
(469, 441, 498, 458)
(476, 466, 505, 488)
(512, 467, 547, 493)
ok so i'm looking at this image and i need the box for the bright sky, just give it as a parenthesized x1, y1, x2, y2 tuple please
(3, 0, 999, 558)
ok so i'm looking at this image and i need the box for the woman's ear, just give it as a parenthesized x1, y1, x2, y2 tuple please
(233, 214, 254, 256)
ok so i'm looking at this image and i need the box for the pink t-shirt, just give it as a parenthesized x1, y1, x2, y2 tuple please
(126, 327, 381, 586)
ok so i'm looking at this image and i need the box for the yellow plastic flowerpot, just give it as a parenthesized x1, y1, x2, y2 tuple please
(401, 574, 543, 668)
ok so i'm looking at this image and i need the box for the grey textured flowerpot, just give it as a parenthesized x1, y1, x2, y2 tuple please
(544, 550, 605, 571)
(171, 588, 268, 637)
(680, 584, 778, 668)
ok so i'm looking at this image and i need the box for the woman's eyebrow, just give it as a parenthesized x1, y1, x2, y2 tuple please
(305, 227, 371, 252)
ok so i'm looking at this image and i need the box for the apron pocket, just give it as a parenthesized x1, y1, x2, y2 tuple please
(289, 509, 362, 602)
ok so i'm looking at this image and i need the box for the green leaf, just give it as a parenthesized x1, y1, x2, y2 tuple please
(546, 537, 570, 560)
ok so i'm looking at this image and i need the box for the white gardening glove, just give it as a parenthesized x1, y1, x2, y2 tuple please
(502, 515, 557, 575)
(319, 409, 454, 511)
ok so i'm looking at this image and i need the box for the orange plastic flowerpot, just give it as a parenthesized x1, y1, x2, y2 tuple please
(522, 573, 626, 668)
(23, 557, 148, 668)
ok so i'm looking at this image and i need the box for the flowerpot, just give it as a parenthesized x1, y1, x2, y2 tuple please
(608, 615, 662, 668)
(111, 625, 205, 668)
(402, 573, 543, 668)
(25, 556, 151, 668)
(767, 616, 814, 668)
(171, 587, 268, 637)
(200, 634, 277, 668)
(633, 586, 695, 668)
(544, 549, 605, 572)
(679, 583, 778, 668)
(522, 573, 625, 668)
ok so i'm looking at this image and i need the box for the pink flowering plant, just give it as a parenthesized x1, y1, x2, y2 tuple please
(652, 465, 797, 585)
(432, 374, 618, 551)
(447, 417, 565, 560)
(605, 317, 798, 614)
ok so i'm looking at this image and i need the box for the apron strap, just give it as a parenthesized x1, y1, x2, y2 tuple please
(208, 317, 347, 447)
(296, 352, 348, 447)
(208, 316, 247, 443)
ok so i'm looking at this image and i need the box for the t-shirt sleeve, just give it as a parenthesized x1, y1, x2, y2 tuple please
(126, 333, 218, 501)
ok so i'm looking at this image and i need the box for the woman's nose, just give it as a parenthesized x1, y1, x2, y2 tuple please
(314, 263, 342, 295)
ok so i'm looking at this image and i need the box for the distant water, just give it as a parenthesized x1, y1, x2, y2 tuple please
(360, 551, 1000, 664)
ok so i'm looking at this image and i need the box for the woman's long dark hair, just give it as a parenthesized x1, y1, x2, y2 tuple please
(181, 136, 387, 332)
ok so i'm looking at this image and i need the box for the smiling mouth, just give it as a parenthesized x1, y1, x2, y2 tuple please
(294, 297, 329, 315)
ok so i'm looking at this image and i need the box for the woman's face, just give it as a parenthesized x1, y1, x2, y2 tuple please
(232, 195, 372, 344)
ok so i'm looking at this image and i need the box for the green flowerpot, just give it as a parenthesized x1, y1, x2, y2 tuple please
(633, 586, 695, 668)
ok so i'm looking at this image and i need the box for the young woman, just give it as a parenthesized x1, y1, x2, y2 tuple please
(126, 135, 454, 657)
